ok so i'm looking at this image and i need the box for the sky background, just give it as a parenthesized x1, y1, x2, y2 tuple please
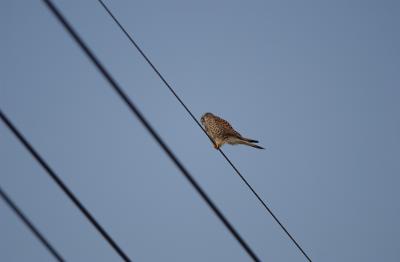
(1, 0, 399, 261)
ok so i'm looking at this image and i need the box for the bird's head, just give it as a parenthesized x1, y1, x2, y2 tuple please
(200, 112, 213, 126)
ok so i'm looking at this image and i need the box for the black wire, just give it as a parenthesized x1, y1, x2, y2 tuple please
(0, 109, 132, 262)
(0, 185, 65, 262)
(96, 1, 312, 261)
(41, 0, 261, 261)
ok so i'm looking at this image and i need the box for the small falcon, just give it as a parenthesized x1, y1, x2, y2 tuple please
(200, 112, 265, 150)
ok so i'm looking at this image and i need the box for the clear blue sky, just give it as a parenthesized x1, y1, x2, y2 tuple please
(1, 0, 399, 261)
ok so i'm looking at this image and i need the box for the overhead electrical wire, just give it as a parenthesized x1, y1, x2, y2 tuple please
(41, 0, 261, 261)
(0, 185, 65, 262)
(96, 1, 312, 261)
(0, 109, 132, 262)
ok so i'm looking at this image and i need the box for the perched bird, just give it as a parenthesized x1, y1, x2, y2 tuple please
(200, 112, 265, 150)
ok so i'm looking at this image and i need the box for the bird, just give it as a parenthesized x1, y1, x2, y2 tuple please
(200, 112, 265, 150)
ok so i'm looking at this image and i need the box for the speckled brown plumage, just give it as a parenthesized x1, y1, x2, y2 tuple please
(200, 112, 264, 150)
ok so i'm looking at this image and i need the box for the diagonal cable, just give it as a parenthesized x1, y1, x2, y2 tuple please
(96, 1, 312, 261)
(0, 185, 65, 262)
(0, 109, 132, 262)
(42, 0, 261, 261)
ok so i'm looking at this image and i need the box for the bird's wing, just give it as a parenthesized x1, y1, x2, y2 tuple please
(216, 116, 242, 138)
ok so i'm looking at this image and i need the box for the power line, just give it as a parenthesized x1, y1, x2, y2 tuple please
(0, 185, 65, 262)
(0, 109, 132, 262)
(96, 1, 312, 261)
(41, 0, 261, 261)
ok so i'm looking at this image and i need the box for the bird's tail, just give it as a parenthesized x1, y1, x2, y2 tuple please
(231, 137, 265, 149)
(242, 140, 265, 149)
(241, 137, 259, 143)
